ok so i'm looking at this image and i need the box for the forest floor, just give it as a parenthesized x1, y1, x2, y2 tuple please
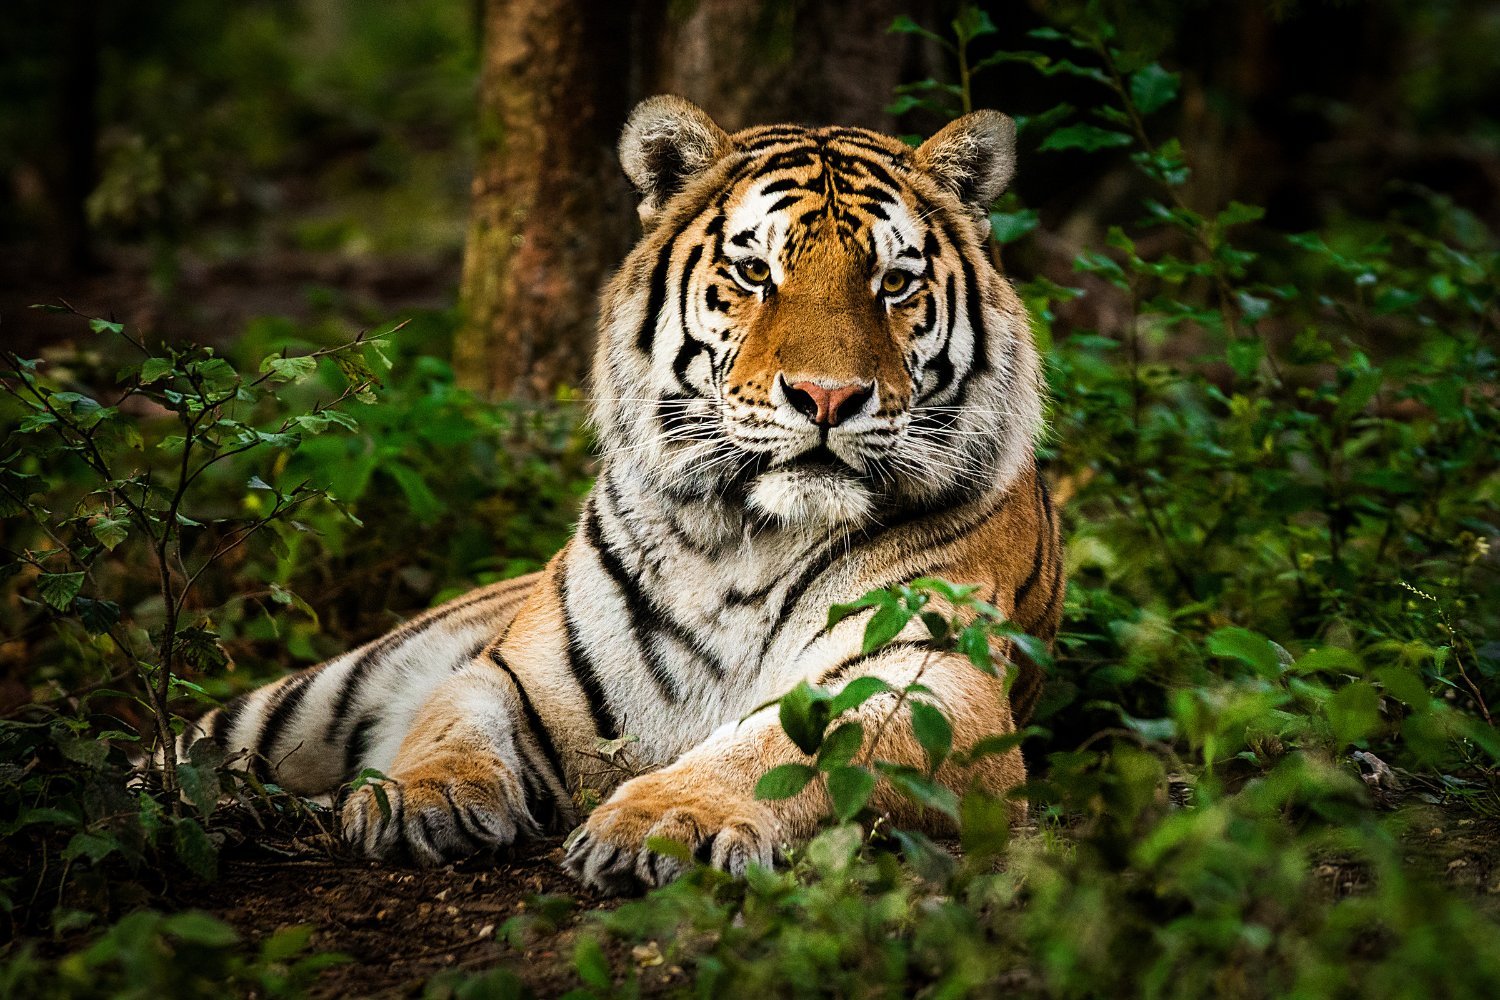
(181, 794, 1500, 999)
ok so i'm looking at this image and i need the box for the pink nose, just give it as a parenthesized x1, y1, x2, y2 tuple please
(782, 378, 874, 428)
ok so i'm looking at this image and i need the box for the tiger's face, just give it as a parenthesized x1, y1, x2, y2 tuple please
(594, 97, 1044, 531)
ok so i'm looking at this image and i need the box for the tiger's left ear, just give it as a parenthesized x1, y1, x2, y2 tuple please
(915, 110, 1017, 211)
(620, 95, 733, 228)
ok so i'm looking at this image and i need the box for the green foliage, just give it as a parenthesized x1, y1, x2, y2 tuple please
(0, 307, 586, 947)
(0, 911, 344, 999)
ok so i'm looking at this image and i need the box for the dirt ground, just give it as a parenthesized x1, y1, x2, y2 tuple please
(183, 795, 1500, 1000)
(191, 832, 623, 999)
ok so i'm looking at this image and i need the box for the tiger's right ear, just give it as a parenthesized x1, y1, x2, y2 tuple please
(620, 96, 732, 228)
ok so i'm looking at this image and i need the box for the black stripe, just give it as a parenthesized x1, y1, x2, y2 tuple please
(766, 193, 800, 215)
(582, 502, 682, 701)
(951, 221, 990, 376)
(1013, 477, 1050, 612)
(818, 640, 936, 688)
(557, 567, 619, 741)
(758, 177, 802, 196)
(595, 483, 726, 679)
(488, 648, 568, 792)
(209, 695, 244, 748)
(342, 714, 378, 782)
(440, 785, 486, 851)
(637, 240, 673, 353)
(253, 669, 317, 779)
(325, 589, 505, 744)
(678, 244, 703, 334)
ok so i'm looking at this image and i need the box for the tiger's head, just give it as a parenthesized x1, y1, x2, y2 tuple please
(593, 96, 1045, 531)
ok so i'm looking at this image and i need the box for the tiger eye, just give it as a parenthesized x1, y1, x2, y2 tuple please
(881, 271, 912, 295)
(738, 258, 772, 285)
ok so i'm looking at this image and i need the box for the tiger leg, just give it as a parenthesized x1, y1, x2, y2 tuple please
(172, 576, 538, 795)
(564, 649, 1024, 894)
(340, 655, 573, 866)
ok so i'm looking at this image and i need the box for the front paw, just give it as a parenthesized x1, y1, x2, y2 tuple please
(563, 771, 783, 895)
(340, 753, 535, 866)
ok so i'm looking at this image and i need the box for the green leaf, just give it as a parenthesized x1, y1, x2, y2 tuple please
(827, 590, 890, 630)
(778, 681, 833, 754)
(1129, 63, 1180, 114)
(829, 676, 894, 716)
(1039, 124, 1133, 153)
(260, 924, 317, 962)
(643, 836, 692, 862)
(1216, 201, 1266, 229)
(163, 911, 239, 947)
(1327, 682, 1382, 746)
(878, 764, 959, 818)
(887, 14, 947, 46)
(89, 318, 125, 336)
(64, 830, 120, 865)
(1333, 368, 1382, 423)
(755, 763, 818, 800)
(863, 602, 911, 654)
(1207, 626, 1283, 680)
(826, 766, 876, 822)
(177, 759, 221, 820)
(75, 598, 120, 635)
(817, 721, 865, 770)
(37, 571, 85, 611)
(892, 829, 957, 883)
(989, 208, 1040, 244)
(953, 727, 1044, 767)
(951, 6, 996, 44)
(173, 817, 219, 880)
(139, 358, 175, 384)
(91, 514, 129, 550)
(910, 701, 953, 772)
(1226, 338, 1264, 379)
(259, 355, 319, 384)
(53, 730, 107, 768)
(919, 612, 950, 643)
(574, 936, 611, 990)
(959, 790, 1011, 859)
(1374, 665, 1428, 708)
(956, 625, 995, 673)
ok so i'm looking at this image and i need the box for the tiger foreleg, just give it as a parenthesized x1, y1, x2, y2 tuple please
(564, 649, 1026, 894)
(340, 659, 571, 866)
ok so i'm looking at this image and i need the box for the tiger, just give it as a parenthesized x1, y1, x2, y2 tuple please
(180, 95, 1063, 895)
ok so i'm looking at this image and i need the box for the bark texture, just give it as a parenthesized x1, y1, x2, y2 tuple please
(455, 0, 637, 399)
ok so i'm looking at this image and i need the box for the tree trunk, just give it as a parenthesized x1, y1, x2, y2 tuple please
(640, 0, 924, 133)
(455, 0, 637, 399)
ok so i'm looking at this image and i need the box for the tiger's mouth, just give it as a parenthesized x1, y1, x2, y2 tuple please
(776, 443, 861, 477)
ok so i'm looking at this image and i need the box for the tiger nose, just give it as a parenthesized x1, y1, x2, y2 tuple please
(780, 376, 875, 428)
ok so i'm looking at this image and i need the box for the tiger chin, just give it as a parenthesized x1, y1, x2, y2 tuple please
(179, 96, 1063, 896)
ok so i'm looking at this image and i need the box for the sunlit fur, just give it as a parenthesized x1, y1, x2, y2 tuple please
(181, 100, 1063, 897)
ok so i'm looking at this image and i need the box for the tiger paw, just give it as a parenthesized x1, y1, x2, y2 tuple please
(562, 770, 783, 895)
(340, 753, 535, 867)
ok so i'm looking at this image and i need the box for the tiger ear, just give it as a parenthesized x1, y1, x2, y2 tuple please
(915, 110, 1017, 210)
(620, 96, 733, 227)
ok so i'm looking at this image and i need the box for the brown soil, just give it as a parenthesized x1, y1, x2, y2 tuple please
(195, 833, 616, 999)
